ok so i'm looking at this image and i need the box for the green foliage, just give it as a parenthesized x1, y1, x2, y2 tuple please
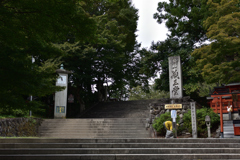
(0, 0, 96, 112)
(139, 0, 216, 97)
(0, 108, 28, 118)
(152, 112, 180, 136)
(182, 107, 220, 137)
(198, 83, 218, 97)
(192, 0, 240, 84)
(154, 0, 210, 46)
(129, 85, 169, 100)
(153, 107, 220, 137)
(59, 0, 139, 103)
(184, 82, 217, 97)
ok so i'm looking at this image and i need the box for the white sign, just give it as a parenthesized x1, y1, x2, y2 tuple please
(171, 110, 177, 119)
(171, 110, 177, 122)
(57, 75, 66, 84)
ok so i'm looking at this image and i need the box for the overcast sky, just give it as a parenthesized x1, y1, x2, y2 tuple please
(131, 0, 169, 49)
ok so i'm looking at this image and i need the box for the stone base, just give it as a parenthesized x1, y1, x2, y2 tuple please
(220, 113, 240, 120)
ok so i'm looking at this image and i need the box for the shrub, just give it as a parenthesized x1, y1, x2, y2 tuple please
(0, 108, 28, 117)
(152, 107, 220, 137)
(152, 112, 181, 136)
(182, 107, 220, 137)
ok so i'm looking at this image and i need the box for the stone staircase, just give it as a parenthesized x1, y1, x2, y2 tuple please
(1, 138, 240, 159)
(80, 100, 154, 118)
(39, 100, 153, 138)
(223, 120, 240, 138)
(224, 120, 234, 138)
(39, 118, 149, 138)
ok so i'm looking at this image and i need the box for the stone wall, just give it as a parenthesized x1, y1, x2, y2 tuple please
(0, 118, 42, 137)
(146, 97, 199, 138)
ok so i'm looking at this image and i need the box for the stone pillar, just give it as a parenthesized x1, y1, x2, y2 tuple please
(168, 56, 183, 99)
(190, 102, 198, 138)
(54, 67, 72, 119)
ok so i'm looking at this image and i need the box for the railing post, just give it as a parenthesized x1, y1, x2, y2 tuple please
(220, 96, 224, 138)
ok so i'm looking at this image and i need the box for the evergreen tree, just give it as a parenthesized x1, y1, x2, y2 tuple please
(59, 0, 139, 105)
(192, 0, 240, 84)
(0, 0, 96, 111)
(140, 0, 215, 96)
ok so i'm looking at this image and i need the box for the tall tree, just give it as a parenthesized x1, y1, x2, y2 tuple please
(0, 0, 96, 111)
(140, 0, 215, 96)
(192, 0, 240, 84)
(60, 0, 139, 105)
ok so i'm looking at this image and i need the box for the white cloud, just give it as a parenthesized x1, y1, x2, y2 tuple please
(132, 0, 169, 49)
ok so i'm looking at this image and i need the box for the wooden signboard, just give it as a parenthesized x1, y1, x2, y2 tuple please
(164, 104, 182, 110)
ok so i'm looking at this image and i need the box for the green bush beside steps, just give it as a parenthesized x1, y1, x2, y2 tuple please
(153, 107, 220, 138)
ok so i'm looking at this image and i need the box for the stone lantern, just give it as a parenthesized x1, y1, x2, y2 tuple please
(205, 115, 211, 138)
(54, 65, 72, 118)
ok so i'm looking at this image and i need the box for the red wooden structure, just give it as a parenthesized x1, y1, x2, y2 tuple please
(207, 83, 240, 136)
(208, 83, 240, 114)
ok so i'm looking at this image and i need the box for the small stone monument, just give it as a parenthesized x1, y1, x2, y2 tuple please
(190, 102, 197, 138)
(54, 65, 72, 118)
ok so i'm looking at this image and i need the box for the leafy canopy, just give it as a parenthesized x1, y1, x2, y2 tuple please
(139, 0, 213, 96)
(59, 0, 139, 103)
(0, 0, 96, 111)
(192, 0, 240, 84)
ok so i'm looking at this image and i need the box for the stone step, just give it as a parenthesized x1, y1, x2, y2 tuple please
(39, 118, 148, 138)
(39, 124, 145, 128)
(1, 148, 240, 154)
(223, 120, 234, 136)
(223, 127, 234, 130)
(39, 130, 148, 133)
(39, 127, 146, 130)
(224, 126, 234, 128)
(1, 138, 240, 160)
(1, 143, 240, 148)
(80, 101, 152, 118)
(1, 138, 240, 143)
(224, 132, 235, 135)
(39, 126, 145, 129)
(224, 129, 234, 132)
(1, 154, 240, 160)
(224, 125, 234, 127)
(38, 136, 150, 138)
(42, 118, 146, 121)
(38, 134, 149, 137)
(38, 135, 149, 139)
(40, 123, 146, 126)
(224, 123, 233, 125)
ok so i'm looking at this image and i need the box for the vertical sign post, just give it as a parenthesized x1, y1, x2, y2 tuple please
(168, 56, 183, 99)
(220, 96, 224, 138)
(190, 102, 198, 138)
(169, 56, 183, 138)
(169, 56, 197, 138)
(171, 110, 177, 137)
